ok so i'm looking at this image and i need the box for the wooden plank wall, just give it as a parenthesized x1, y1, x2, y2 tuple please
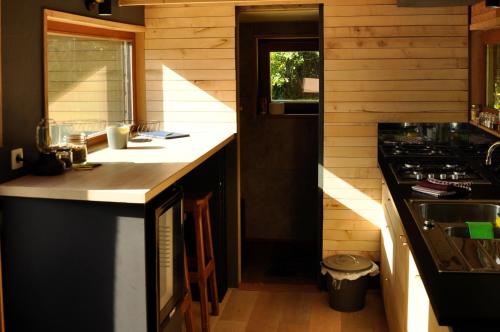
(144, 5, 237, 132)
(47, 35, 130, 123)
(143, 0, 469, 262)
(322, 0, 468, 261)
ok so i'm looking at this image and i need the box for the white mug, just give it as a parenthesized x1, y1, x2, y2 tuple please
(106, 125, 130, 149)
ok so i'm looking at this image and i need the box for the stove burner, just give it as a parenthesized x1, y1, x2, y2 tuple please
(428, 149, 444, 155)
(414, 172, 424, 180)
(390, 161, 490, 184)
(382, 143, 457, 158)
(404, 163, 421, 169)
(393, 149, 403, 155)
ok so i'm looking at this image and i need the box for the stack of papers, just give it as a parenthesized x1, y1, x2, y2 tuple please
(140, 131, 190, 139)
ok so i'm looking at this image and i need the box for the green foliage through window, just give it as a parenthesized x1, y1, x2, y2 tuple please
(270, 51, 320, 102)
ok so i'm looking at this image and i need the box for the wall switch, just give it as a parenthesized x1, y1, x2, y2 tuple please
(11, 148, 23, 170)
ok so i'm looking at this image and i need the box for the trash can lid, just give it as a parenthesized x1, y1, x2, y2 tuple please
(323, 254, 373, 272)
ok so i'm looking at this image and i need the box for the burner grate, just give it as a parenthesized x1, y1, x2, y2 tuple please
(390, 162, 490, 184)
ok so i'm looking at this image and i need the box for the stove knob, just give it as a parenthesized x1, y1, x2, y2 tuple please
(428, 173, 435, 179)
(439, 173, 447, 180)
(415, 172, 424, 180)
(424, 219, 435, 227)
(451, 173, 459, 180)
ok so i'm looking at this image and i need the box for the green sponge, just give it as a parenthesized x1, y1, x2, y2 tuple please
(466, 221, 494, 240)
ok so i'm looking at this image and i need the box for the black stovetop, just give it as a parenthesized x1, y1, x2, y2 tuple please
(389, 160, 490, 184)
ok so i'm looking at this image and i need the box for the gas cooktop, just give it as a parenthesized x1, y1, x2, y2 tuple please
(389, 161, 491, 184)
(381, 143, 458, 158)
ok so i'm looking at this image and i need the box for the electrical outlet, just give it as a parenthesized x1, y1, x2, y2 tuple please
(11, 148, 23, 170)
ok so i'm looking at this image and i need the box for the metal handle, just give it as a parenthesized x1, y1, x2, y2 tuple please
(399, 234, 408, 246)
(345, 255, 359, 264)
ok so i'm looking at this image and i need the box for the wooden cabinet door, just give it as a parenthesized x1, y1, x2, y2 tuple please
(381, 184, 408, 332)
(381, 234, 399, 332)
(381, 183, 448, 332)
(407, 253, 448, 332)
(391, 212, 409, 332)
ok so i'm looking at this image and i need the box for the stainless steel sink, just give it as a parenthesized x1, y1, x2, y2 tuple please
(406, 200, 500, 272)
(417, 202, 500, 223)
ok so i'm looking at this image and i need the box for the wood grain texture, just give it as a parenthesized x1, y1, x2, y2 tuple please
(381, 184, 449, 332)
(138, 0, 468, 263)
(0, 132, 235, 203)
(144, 4, 237, 133)
(322, 1, 468, 260)
(206, 288, 387, 332)
(470, 0, 500, 30)
(45, 9, 145, 32)
(123, 0, 321, 5)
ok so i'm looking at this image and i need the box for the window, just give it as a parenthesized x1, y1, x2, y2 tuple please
(44, 10, 144, 146)
(270, 51, 320, 102)
(486, 43, 500, 109)
(258, 38, 319, 115)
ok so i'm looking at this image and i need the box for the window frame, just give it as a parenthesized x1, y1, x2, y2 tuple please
(481, 29, 500, 114)
(43, 10, 145, 147)
(257, 37, 320, 115)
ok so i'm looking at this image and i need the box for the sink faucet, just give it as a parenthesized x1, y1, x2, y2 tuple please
(485, 141, 500, 166)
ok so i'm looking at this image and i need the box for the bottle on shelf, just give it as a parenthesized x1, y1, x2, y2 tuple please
(471, 104, 480, 123)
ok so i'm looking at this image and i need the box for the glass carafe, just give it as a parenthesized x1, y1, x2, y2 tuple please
(36, 118, 55, 154)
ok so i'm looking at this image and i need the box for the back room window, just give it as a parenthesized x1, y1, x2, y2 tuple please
(258, 38, 319, 115)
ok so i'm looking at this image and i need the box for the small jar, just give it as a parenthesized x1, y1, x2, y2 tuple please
(65, 134, 87, 165)
(55, 147, 73, 169)
(470, 104, 480, 123)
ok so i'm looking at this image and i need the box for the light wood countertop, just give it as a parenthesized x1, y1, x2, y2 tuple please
(0, 132, 235, 204)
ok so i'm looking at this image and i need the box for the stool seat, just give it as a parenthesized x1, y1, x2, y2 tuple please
(184, 192, 213, 208)
(184, 192, 219, 332)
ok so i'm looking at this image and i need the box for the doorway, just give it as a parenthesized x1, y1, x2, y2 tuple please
(237, 5, 323, 286)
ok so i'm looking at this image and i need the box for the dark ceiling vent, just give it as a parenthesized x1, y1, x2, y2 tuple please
(398, 0, 481, 6)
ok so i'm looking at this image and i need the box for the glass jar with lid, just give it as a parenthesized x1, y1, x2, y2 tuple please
(65, 134, 87, 165)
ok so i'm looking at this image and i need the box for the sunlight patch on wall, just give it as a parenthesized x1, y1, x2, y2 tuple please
(157, 65, 236, 133)
(320, 165, 383, 229)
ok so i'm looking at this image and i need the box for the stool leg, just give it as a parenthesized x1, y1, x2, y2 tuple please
(194, 206, 210, 332)
(199, 279, 210, 332)
(183, 246, 194, 332)
(203, 202, 219, 316)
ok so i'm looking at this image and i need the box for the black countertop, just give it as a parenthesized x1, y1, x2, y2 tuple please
(378, 123, 500, 331)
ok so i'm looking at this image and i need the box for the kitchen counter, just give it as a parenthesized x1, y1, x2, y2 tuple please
(0, 131, 235, 204)
(378, 123, 500, 330)
(0, 130, 238, 332)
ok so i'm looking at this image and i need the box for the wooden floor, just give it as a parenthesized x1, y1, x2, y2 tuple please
(187, 287, 389, 332)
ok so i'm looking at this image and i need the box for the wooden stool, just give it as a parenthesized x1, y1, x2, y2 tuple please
(180, 245, 194, 332)
(184, 192, 219, 332)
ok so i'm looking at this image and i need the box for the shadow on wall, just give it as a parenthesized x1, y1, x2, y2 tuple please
(320, 165, 383, 260)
